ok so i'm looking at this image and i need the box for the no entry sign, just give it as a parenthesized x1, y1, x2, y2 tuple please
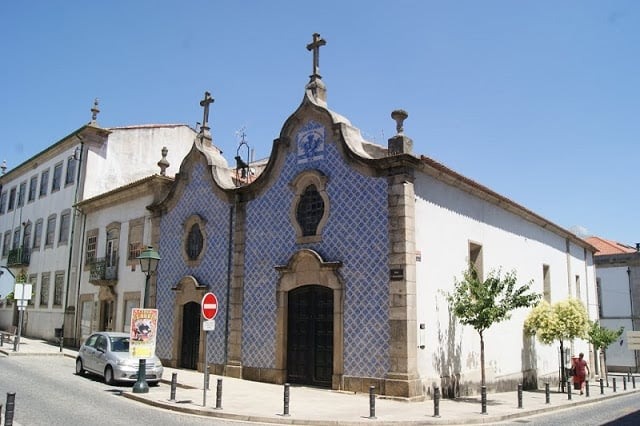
(201, 292, 219, 320)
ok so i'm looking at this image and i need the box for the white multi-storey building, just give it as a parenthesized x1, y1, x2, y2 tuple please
(0, 102, 196, 344)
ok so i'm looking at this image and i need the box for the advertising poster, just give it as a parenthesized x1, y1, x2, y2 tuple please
(129, 308, 158, 358)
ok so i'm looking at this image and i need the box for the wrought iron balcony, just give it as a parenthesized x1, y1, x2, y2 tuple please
(7, 247, 30, 267)
(88, 257, 118, 286)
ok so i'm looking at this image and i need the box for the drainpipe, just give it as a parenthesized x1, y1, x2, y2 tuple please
(224, 200, 234, 366)
(60, 137, 84, 351)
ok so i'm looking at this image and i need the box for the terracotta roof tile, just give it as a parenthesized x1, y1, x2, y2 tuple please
(585, 236, 637, 255)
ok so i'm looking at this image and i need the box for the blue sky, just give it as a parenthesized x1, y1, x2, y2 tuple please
(1, 1, 638, 245)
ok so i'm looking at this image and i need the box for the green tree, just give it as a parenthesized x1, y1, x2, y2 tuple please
(587, 321, 623, 379)
(447, 268, 541, 387)
(524, 298, 590, 391)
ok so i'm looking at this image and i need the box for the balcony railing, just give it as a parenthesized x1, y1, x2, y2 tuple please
(7, 247, 30, 267)
(88, 257, 118, 285)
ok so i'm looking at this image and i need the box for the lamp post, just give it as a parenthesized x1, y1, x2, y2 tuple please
(132, 246, 160, 394)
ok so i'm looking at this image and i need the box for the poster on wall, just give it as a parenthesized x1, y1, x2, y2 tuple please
(129, 308, 158, 358)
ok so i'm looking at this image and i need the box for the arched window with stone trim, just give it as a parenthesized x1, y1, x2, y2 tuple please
(290, 170, 330, 244)
(182, 215, 207, 266)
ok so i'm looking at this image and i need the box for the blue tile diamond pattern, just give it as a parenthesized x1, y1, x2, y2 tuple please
(243, 124, 390, 378)
(156, 161, 231, 365)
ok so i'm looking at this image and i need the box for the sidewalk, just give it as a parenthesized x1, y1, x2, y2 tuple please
(2, 336, 639, 425)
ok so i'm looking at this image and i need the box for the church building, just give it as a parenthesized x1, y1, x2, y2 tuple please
(151, 34, 598, 399)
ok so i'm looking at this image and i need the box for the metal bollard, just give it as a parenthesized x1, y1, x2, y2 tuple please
(433, 387, 441, 418)
(567, 379, 572, 400)
(623, 377, 627, 391)
(481, 386, 487, 415)
(169, 372, 177, 401)
(585, 380, 589, 397)
(5, 392, 16, 426)
(600, 378, 604, 394)
(215, 379, 223, 410)
(613, 377, 617, 392)
(368, 386, 376, 419)
(283, 383, 290, 416)
(545, 382, 550, 404)
(633, 375, 636, 389)
(517, 383, 523, 409)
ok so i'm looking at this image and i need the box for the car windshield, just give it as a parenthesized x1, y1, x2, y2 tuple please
(109, 336, 130, 352)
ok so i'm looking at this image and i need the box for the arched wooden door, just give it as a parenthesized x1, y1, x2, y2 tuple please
(180, 301, 200, 370)
(287, 285, 333, 387)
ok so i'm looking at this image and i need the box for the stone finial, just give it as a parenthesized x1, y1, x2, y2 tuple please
(157, 146, 169, 176)
(1, 160, 6, 175)
(90, 98, 100, 124)
(388, 109, 413, 155)
(391, 109, 408, 135)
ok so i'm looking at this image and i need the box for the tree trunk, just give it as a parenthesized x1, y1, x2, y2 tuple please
(480, 331, 485, 387)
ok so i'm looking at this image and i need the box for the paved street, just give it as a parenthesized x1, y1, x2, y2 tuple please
(2, 337, 640, 425)
(0, 355, 274, 426)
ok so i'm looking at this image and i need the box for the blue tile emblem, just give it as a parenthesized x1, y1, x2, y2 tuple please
(297, 121, 325, 164)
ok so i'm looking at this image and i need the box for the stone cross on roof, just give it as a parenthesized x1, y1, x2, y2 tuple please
(306, 33, 326, 81)
(199, 91, 214, 132)
(90, 98, 100, 124)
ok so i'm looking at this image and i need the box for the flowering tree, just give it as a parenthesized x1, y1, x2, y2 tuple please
(524, 298, 590, 391)
(587, 321, 623, 382)
(447, 268, 540, 387)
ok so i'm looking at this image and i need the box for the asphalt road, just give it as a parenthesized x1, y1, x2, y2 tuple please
(495, 391, 640, 425)
(0, 355, 271, 425)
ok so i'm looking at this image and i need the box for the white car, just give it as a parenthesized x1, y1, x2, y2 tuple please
(75, 331, 163, 386)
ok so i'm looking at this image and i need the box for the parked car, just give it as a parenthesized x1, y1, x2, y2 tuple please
(76, 331, 163, 386)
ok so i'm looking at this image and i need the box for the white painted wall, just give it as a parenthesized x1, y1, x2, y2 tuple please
(599, 267, 631, 317)
(414, 172, 594, 389)
(83, 125, 196, 198)
(76, 190, 156, 342)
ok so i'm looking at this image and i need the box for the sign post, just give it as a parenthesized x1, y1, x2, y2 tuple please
(201, 292, 218, 407)
(13, 282, 32, 352)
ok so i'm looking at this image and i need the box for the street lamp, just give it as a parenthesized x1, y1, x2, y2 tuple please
(132, 246, 160, 394)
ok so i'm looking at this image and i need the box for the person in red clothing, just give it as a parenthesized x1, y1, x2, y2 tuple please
(574, 352, 590, 395)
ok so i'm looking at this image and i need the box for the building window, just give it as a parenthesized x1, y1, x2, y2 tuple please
(23, 222, 32, 250)
(0, 191, 6, 214)
(65, 156, 77, 186)
(127, 218, 144, 263)
(105, 224, 120, 269)
(59, 210, 71, 244)
(543, 264, 551, 303)
(52, 162, 63, 192)
(17, 182, 26, 207)
(182, 215, 207, 265)
(28, 175, 38, 202)
(33, 219, 43, 250)
(8, 187, 16, 211)
(12, 228, 20, 249)
(187, 224, 203, 260)
(575, 275, 581, 300)
(28, 274, 37, 305)
(469, 242, 483, 280)
(45, 215, 57, 247)
(53, 272, 64, 306)
(86, 233, 97, 265)
(40, 170, 49, 197)
(2, 232, 10, 257)
(40, 273, 50, 307)
(296, 185, 324, 236)
(290, 170, 330, 244)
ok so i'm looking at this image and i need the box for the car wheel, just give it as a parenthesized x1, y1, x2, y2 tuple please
(104, 366, 116, 385)
(149, 381, 160, 387)
(75, 358, 85, 376)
